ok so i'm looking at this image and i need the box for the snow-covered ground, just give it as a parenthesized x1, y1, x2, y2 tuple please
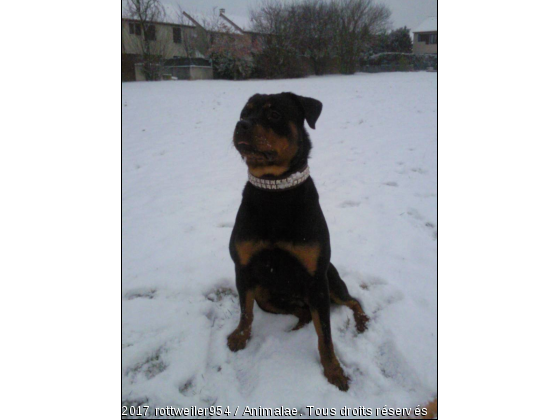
(122, 72, 437, 418)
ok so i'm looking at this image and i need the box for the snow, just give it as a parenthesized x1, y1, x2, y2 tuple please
(122, 72, 437, 417)
(413, 17, 437, 33)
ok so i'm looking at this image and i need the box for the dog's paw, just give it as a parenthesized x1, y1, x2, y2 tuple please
(227, 328, 251, 352)
(325, 365, 350, 392)
(355, 312, 370, 333)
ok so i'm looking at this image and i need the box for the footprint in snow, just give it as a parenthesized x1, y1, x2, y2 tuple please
(414, 192, 436, 198)
(376, 340, 423, 391)
(205, 286, 237, 303)
(336, 271, 403, 322)
(405, 209, 437, 240)
(204, 285, 238, 329)
(339, 200, 361, 208)
(125, 347, 168, 381)
(179, 378, 195, 396)
(123, 288, 157, 300)
(383, 181, 399, 187)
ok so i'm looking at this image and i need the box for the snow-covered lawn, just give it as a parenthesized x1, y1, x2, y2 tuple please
(122, 72, 437, 417)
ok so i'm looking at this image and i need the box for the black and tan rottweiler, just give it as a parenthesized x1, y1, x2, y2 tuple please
(228, 92, 369, 391)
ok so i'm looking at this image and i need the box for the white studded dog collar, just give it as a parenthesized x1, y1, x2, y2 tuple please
(248, 166, 310, 191)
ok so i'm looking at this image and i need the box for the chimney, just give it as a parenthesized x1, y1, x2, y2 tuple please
(219, 8, 225, 15)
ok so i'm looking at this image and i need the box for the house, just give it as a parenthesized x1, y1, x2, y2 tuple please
(121, 9, 259, 82)
(413, 17, 437, 55)
(121, 17, 213, 81)
(183, 9, 260, 49)
(181, 9, 262, 80)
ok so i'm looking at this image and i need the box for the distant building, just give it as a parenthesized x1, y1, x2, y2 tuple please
(121, 18, 213, 81)
(121, 10, 255, 82)
(413, 17, 437, 55)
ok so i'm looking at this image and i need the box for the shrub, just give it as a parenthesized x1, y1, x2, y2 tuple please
(208, 35, 259, 80)
(360, 52, 437, 72)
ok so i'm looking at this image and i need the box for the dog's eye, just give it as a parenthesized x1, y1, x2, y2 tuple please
(268, 110, 281, 121)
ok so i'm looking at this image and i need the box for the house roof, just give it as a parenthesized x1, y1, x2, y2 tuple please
(182, 10, 248, 34)
(413, 17, 437, 33)
(181, 11, 206, 29)
(219, 12, 246, 33)
(123, 2, 258, 36)
(222, 14, 252, 31)
(123, 17, 195, 30)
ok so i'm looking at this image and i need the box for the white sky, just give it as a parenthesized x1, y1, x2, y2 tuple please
(157, 0, 437, 32)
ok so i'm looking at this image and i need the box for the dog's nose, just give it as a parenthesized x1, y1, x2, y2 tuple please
(236, 120, 251, 132)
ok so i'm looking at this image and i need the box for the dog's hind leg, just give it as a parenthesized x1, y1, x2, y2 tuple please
(327, 263, 369, 333)
(291, 308, 312, 330)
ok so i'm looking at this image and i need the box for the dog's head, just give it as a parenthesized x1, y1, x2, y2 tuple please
(233, 92, 322, 177)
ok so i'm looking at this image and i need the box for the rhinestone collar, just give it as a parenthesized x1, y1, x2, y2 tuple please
(248, 166, 310, 191)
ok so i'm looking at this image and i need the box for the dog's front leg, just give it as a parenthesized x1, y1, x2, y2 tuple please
(309, 274, 349, 391)
(227, 266, 255, 352)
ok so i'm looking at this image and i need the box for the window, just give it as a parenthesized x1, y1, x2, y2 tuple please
(418, 33, 437, 45)
(173, 27, 182, 44)
(144, 25, 156, 41)
(129, 23, 141, 35)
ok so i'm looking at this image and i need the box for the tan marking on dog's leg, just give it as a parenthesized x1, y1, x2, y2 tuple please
(235, 241, 269, 266)
(276, 242, 321, 275)
(311, 309, 349, 391)
(227, 289, 255, 352)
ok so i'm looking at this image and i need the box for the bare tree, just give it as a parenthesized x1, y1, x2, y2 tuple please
(250, 0, 391, 77)
(249, 1, 304, 78)
(125, 0, 172, 80)
(291, 0, 338, 75)
(332, 0, 391, 74)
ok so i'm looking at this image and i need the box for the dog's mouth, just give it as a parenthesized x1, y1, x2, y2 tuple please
(234, 139, 277, 163)
(242, 150, 278, 163)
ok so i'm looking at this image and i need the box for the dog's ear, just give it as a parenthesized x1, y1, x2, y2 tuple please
(288, 93, 323, 129)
